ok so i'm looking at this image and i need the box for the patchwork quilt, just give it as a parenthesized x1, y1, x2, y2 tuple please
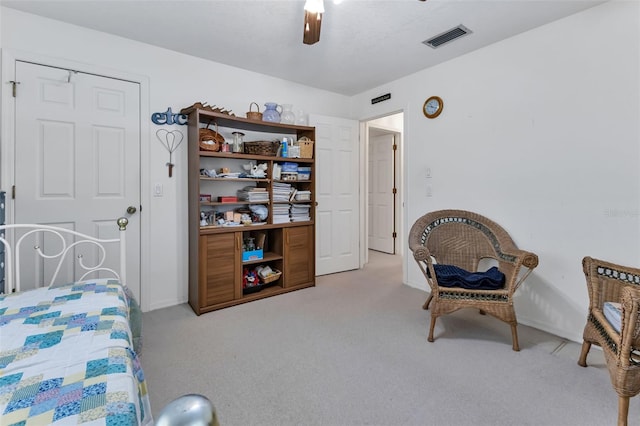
(0, 279, 153, 425)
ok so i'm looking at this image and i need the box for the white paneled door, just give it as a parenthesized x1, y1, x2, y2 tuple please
(368, 133, 395, 254)
(14, 61, 141, 300)
(310, 114, 359, 275)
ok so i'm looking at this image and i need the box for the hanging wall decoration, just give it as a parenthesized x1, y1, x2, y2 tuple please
(151, 107, 188, 125)
(156, 129, 184, 177)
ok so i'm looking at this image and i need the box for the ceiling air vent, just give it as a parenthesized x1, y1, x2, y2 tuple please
(423, 25, 472, 49)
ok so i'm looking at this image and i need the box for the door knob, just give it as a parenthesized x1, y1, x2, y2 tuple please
(127, 206, 137, 214)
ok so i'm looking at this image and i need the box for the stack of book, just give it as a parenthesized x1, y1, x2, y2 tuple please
(290, 204, 311, 222)
(237, 186, 269, 202)
(273, 182, 293, 202)
(272, 204, 291, 223)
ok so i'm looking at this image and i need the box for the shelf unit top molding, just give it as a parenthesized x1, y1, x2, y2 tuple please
(193, 110, 315, 134)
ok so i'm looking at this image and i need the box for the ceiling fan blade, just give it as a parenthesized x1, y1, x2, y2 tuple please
(303, 10, 322, 45)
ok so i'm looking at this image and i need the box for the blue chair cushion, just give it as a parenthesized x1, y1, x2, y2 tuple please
(432, 264, 506, 290)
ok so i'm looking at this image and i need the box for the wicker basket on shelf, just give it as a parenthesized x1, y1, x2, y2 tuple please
(246, 102, 263, 121)
(298, 137, 314, 159)
(199, 127, 224, 152)
(244, 140, 280, 156)
(261, 269, 282, 284)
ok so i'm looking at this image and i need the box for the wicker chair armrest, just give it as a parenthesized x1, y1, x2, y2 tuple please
(519, 251, 539, 270)
(409, 245, 440, 291)
(498, 248, 539, 269)
(499, 249, 538, 293)
(619, 286, 640, 364)
(411, 245, 432, 263)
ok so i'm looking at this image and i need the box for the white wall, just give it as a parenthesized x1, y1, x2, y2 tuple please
(352, 0, 640, 342)
(0, 7, 351, 311)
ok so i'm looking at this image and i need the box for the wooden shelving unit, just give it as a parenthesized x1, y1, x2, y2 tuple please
(187, 109, 316, 315)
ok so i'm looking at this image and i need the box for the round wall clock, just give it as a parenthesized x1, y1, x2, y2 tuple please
(423, 96, 443, 119)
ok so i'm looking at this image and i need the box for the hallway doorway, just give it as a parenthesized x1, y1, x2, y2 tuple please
(365, 112, 403, 256)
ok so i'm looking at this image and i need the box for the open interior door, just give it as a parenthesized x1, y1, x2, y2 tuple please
(310, 114, 359, 276)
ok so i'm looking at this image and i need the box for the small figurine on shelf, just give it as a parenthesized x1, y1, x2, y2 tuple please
(242, 162, 268, 178)
(252, 163, 268, 178)
(200, 212, 208, 227)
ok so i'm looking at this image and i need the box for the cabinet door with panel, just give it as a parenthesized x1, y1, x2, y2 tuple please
(283, 225, 315, 288)
(198, 232, 240, 309)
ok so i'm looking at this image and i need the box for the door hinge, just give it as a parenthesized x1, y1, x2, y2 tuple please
(392, 144, 397, 151)
(392, 187, 397, 194)
(392, 232, 397, 238)
(8, 81, 20, 98)
(11, 185, 15, 199)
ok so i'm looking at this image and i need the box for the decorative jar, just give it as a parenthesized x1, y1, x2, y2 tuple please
(263, 102, 281, 123)
(280, 104, 296, 124)
(295, 109, 308, 126)
(232, 131, 245, 153)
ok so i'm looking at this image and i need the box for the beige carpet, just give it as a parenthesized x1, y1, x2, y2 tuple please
(141, 251, 636, 425)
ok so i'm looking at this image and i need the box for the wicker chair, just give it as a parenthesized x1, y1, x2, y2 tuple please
(408, 209, 538, 351)
(578, 257, 640, 426)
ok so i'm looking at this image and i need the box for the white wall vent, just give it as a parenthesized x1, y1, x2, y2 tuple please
(423, 25, 472, 48)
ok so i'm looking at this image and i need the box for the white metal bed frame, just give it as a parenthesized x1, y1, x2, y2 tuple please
(0, 217, 128, 293)
(0, 217, 222, 423)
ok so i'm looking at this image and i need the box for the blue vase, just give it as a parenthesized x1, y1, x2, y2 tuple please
(263, 102, 281, 123)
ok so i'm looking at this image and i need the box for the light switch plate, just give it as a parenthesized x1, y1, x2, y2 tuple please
(154, 183, 163, 197)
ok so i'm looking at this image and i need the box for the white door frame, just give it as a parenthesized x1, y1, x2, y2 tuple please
(359, 110, 406, 271)
(1, 48, 152, 311)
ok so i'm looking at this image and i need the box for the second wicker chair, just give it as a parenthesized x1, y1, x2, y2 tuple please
(578, 256, 640, 426)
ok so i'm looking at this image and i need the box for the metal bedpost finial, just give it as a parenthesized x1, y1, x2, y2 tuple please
(117, 217, 129, 231)
(156, 394, 220, 426)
